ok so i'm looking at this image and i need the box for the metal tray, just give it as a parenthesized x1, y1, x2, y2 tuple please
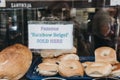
(26, 56, 120, 80)
(26, 56, 95, 80)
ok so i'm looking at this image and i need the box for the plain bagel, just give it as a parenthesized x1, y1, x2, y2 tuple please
(82, 61, 94, 68)
(42, 58, 58, 64)
(110, 63, 120, 77)
(37, 63, 58, 76)
(85, 62, 112, 77)
(95, 47, 118, 64)
(40, 47, 77, 58)
(58, 53, 79, 61)
(58, 60, 84, 77)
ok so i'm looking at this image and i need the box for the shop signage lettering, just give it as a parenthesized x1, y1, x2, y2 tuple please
(11, 3, 32, 8)
(0, 0, 6, 7)
(28, 22, 73, 49)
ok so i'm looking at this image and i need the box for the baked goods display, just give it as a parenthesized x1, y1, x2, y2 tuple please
(1, 38, 119, 79)
(83, 46, 120, 78)
(27, 46, 120, 79)
(0, 44, 32, 80)
(36, 47, 85, 77)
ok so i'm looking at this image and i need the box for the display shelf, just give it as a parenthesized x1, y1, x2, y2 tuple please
(26, 56, 94, 80)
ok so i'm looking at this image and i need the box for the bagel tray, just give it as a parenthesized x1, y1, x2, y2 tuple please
(26, 56, 95, 80)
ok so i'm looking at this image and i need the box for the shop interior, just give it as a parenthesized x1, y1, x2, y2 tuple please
(0, 0, 120, 80)
(0, 7, 119, 54)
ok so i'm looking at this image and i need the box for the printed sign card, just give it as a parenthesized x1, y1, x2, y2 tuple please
(0, 0, 6, 7)
(28, 21, 73, 49)
(110, 0, 120, 6)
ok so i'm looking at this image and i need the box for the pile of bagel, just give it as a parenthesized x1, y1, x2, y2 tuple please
(82, 47, 120, 78)
(1, 44, 120, 79)
(37, 47, 84, 77)
(37, 46, 120, 78)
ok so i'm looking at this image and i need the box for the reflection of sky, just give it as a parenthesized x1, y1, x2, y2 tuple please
(13, 15, 17, 22)
(9, 26, 17, 31)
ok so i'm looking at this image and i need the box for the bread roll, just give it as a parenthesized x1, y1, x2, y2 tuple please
(37, 63, 58, 76)
(85, 62, 112, 77)
(40, 47, 76, 58)
(58, 53, 79, 61)
(95, 47, 118, 64)
(0, 44, 32, 80)
(82, 61, 94, 68)
(42, 58, 58, 64)
(110, 63, 120, 77)
(58, 60, 84, 77)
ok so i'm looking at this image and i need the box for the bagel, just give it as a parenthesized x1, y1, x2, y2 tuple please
(40, 47, 76, 58)
(95, 47, 118, 64)
(42, 58, 58, 64)
(0, 44, 32, 80)
(82, 61, 94, 68)
(58, 60, 84, 77)
(37, 63, 58, 76)
(110, 63, 120, 77)
(85, 62, 112, 77)
(58, 53, 79, 61)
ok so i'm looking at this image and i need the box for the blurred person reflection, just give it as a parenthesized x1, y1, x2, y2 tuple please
(92, 9, 115, 49)
(48, 1, 71, 21)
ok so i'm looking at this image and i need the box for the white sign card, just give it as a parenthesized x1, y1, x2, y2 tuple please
(0, 0, 6, 7)
(110, 0, 120, 6)
(28, 21, 73, 49)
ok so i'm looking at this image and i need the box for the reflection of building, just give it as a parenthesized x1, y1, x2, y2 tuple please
(0, 0, 111, 50)
(6, 0, 92, 8)
(5, 0, 110, 8)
